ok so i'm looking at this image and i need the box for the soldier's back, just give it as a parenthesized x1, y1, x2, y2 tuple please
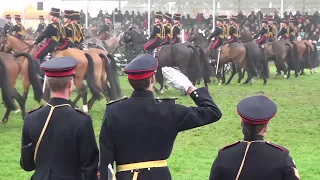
(211, 141, 290, 180)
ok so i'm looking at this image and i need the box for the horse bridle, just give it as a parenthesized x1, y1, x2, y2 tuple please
(8, 34, 35, 54)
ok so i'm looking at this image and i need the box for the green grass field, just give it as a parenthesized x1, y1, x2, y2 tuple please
(0, 68, 320, 180)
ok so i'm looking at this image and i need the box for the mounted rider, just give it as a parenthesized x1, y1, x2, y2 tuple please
(288, 17, 296, 41)
(172, 13, 181, 44)
(253, 18, 268, 45)
(73, 11, 84, 47)
(143, 11, 162, 54)
(98, 15, 111, 40)
(228, 16, 240, 43)
(161, 13, 173, 45)
(267, 16, 277, 42)
(60, 10, 76, 50)
(35, 15, 47, 36)
(34, 7, 66, 63)
(12, 15, 25, 40)
(277, 18, 289, 40)
(222, 16, 229, 43)
(207, 15, 224, 51)
(3, 14, 13, 35)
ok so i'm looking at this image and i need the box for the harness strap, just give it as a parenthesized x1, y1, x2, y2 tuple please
(33, 103, 71, 163)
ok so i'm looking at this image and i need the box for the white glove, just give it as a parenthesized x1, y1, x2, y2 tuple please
(162, 67, 192, 92)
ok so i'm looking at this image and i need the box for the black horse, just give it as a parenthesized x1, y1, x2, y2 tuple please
(121, 27, 211, 93)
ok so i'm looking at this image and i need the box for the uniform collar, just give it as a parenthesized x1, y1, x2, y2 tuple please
(131, 90, 154, 98)
(243, 135, 264, 141)
(48, 97, 71, 106)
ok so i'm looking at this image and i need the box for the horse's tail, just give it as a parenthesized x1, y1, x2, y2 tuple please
(195, 45, 212, 84)
(186, 45, 201, 84)
(14, 52, 43, 103)
(84, 53, 102, 100)
(99, 53, 122, 100)
(260, 47, 269, 79)
(244, 45, 258, 77)
(0, 58, 17, 110)
(287, 42, 299, 71)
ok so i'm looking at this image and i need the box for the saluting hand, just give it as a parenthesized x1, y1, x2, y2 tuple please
(162, 67, 193, 93)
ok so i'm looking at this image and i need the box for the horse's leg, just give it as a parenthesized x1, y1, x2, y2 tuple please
(225, 62, 237, 85)
(2, 109, 11, 124)
(273, 59, 281, 76)
(13, 88, 26, 118)
(73, 77, 88, 113)
(222, 65, 226, 84)
(237, 68, 245, 84)
(154, 70, 164, 94)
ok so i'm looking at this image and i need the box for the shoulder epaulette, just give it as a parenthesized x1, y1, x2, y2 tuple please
(27, 105, 44, 114)
(74, 108, 88, 116)
(107, 96, 128, 105)
(155, 97, 178, 102)
(266, 141, 287, 152)
(220, 141, 240, 151)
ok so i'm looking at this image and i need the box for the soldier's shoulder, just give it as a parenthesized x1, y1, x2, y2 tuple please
(265, 141, 289, 153)
(27, 105, 44, 115)
(74, 108, 88, 116)
(219, 141, 240, 151)
(107, 96, 128, 106)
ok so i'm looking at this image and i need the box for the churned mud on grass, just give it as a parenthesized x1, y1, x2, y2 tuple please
(0, 69, 320, 180)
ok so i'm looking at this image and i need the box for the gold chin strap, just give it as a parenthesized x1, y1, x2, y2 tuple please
(34, 103, 71, 163)
(235, 141, 252, 180)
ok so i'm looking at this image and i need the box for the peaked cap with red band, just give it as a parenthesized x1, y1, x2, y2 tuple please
(237, 95, 277, 125)
(123, 54, 158, 80)
(40, 57, 78, 77)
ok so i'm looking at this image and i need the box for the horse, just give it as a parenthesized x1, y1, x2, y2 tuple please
(121, 28, 211, 93)
(188, 28, 260, 85)
(0, 52, 42, 123)
(6, 35, 120, 112)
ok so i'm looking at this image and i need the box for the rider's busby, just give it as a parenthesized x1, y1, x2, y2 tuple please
(216, 15, 223, 22)
(222, 15, 228, 22)
(173, 13, 181, 21)
(230, 16, 238, 23)
(14, 15, 21, 22)
(262, 18, 268, 24)
(5, 14, 11, 20)
(289, 17, 294, 23)
(164, 13, 172, 21)
(155, 11, 162, 20)
(64, 10, 74, 20)
(280, 18, 288, 24)
(50, 7, 60, 18)
(73, 11, 80, 21)
(39, 15, 44, 21)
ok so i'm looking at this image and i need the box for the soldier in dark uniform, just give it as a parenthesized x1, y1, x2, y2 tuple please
(73, 11, 84, 46)
(288, 18, 296, 41)
(60, 10, 75, 50)
(207, 16, 224, 50)
(3, 14, 13, 35)
(98, 15, 111, 40)
(143, 11, 163, 54)
(12, 15, 25, 40)
(209, 95, 300, 180)
(172, 13, 181, 44)
(35, 15, 46, 36)
(99, 54, 222, 180)
(20, 57, 99, 180)
(34, 7, 66, 63)
(277, 18, 289, 40)
(254, 18, 268, 45)
(228, 16, 239, 43)
(161, 13, 173, 45)
(222, 16, 229, 43)
(267, 17, 277, 42)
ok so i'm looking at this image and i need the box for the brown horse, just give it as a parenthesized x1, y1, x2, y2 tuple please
(188, 28, 255, 85)
(0, 52, 42, 123)
(49, 48, 122, 111)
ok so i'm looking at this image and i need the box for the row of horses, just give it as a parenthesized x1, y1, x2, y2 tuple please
(0, 34, 122, 124)
(116, 26, 319, 93)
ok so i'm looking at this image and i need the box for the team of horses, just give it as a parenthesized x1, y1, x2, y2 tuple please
(0, 31, 122, 124)
(0, 25, 319, 124)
